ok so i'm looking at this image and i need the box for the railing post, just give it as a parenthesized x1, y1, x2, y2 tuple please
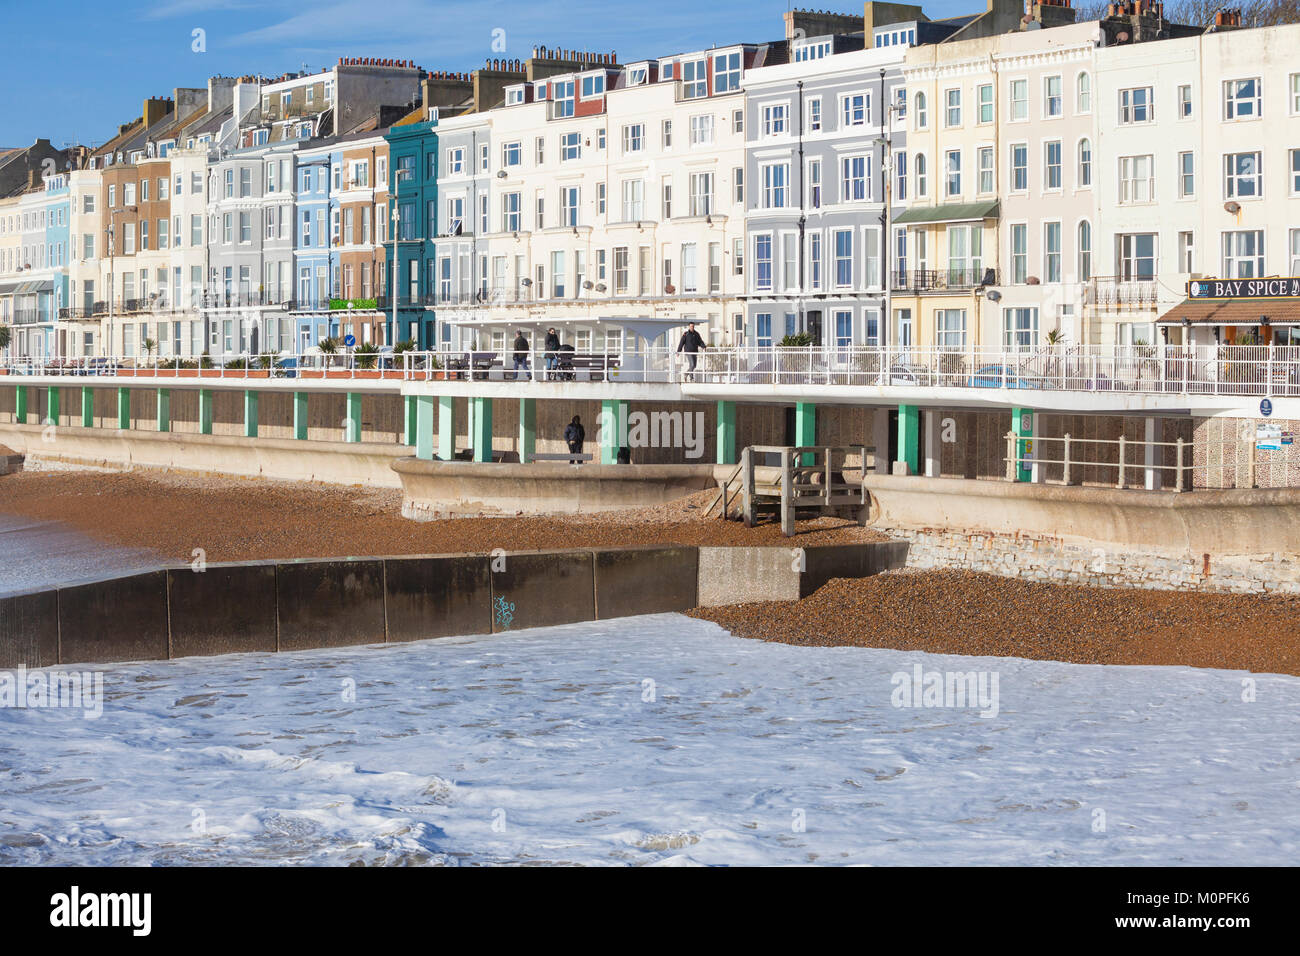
(1117, 434, 1126, 489)
(1247, 438, 1257, 490)
(1063, 433, 1072, 486)
(742, 445, 755, 528)
(1005, 431, 1016, 482)
(1175, 437, 1185, 491)
(780, 446, 795, 537)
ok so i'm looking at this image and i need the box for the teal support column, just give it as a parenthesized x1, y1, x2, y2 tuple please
(345, 392, 362, 443)
(470, 396, 493, 463)
(794, 402, 817, 465)
(116, 387, 130, 430)
(156, 388, 170, 433)
(199, 388, 213, 435)
(897, 404, 920, 475)
(293, 391, 309, 440)
(243, 389, 259, 438)
(716, 400, 737, 465)
(403, 395, 418, 447)
(437, 395, 456, 461)
(14, 385, 28, 424)
(415, 394, 435, 460)
(80, 386, 93, 428)
(600, 398, 627, 464)
(518, 397, 536, 464)
(1013, 407, 1034, 483)
(46, 387, 60, 427)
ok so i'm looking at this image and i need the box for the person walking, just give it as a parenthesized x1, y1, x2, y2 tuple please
(544, 327, 561, 380)
(512, 330, 530, 381)
(676, 322, 706, 378)
(564, 415, 586, 463)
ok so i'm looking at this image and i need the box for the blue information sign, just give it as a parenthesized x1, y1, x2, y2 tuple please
(1260, 398, 1273, 417)
(344, 334, 356, 347)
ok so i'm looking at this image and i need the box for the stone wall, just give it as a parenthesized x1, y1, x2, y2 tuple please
(891, 526, 1300, 594)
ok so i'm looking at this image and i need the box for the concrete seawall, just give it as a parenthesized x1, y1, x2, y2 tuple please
(393, 458, 718, 517)
(0, 542, 903, 667)
(0, 423, 409, 487)
(865, 474, 1300, 593)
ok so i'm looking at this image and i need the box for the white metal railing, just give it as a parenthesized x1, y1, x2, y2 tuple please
(5, 343, 1300, 398)
(0, 352, 403, 380)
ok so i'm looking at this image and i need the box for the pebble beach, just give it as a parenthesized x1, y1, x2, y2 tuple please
(3, 468, 1297, 676)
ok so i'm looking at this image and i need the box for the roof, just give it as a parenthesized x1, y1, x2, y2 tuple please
(1158, 298, 1300, 326)
(894, 200, 999, 225)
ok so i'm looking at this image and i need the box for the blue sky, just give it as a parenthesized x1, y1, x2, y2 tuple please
(0, 0, 974, 149)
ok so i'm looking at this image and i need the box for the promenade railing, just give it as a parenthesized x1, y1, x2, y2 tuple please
(3, 343, 1298, 397)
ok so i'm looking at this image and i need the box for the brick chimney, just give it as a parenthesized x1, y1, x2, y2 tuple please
(1026, 0, 1077, 29)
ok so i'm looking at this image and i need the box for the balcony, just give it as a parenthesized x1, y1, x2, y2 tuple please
(1086, 275, 1159, 311)
(894, 267, 998, 292)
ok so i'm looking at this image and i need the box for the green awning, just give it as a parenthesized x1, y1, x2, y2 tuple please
(894, 201, 999, 225)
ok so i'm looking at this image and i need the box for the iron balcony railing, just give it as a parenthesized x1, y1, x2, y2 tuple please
(893, 267, 999, 291)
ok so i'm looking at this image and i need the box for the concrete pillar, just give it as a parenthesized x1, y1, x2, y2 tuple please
(80, 386, 93, 428)
(1012, 407, 1034, 483)
(415, 395, 435, 460)
(199, 388, 214, 435)
(243, 389, 259, 438)
(14, 385, 28, 424)
(923, 409, 940, 477)
(470, 396, 493, 463)
(156, 388, 170, 433)
(897, 404, 919, 475)
(437, 395, 456, 461)
(872, 409, 891, 474)
(116, 387, 131, 430)
(1144, 416, 1163, 491)
(600, 398, 627, 464)
(345, 392, 362, 443)
(794, 402, 816, 465)
(716, 400, 737, 465)
(293, 391, 309, 440)
(46, 386, 60, 427)
(518, 397, 536, 464)
(403, 395, 418, 447)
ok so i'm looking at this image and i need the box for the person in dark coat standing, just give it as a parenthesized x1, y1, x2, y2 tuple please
(512, 330, 530, 380)
(677, 322, 706, 377)
(543, 327, 561, 379)
(564, 415, 586, 463)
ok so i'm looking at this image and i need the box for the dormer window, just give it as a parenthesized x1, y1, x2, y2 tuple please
(794, 39, 831, 62)
(681, 58, 707, 99)
(713, 51, 741, 93)
(581, 74, 604, 97)
(553, 79, 575, 117)
(534, 81, 548, 100)
(627, 67, 647, 86)
(661, 61, 675, 81)
(506, 87, 525, 105)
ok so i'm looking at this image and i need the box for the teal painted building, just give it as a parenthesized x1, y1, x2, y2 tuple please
(384, 119, 437, 348)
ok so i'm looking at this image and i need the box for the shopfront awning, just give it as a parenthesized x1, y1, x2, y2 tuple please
(1157, 297, 1300, 326)
(0, 282, 17, 295)
(13, 280, 53, 295)
(894, 200, 999, 225)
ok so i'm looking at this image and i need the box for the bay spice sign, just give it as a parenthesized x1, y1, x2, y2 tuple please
(1189, 277, 1300, 299)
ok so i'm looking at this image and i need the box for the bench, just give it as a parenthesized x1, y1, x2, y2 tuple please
(529, 452, 594, 463)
